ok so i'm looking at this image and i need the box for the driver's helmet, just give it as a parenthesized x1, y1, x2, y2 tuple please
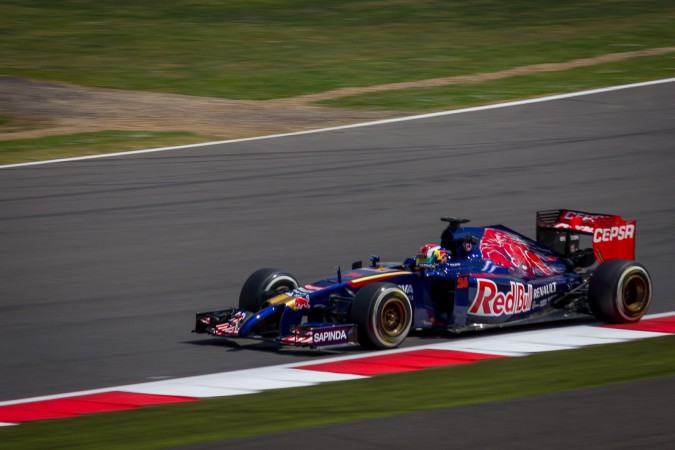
(415, 244, 448, 269)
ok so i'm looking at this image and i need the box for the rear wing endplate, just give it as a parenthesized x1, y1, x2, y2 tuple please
(536, 209, 636, 262)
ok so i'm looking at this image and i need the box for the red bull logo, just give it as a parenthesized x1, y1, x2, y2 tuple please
(291, 297, 310, 311)
(469, 279, 533, 317)
(480, 228, 562, 277)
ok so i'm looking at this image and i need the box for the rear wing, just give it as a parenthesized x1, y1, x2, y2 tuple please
(536, 209, 635, 262)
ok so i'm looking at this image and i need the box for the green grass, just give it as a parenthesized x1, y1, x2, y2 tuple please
(1, 1, 675, 100)
(2, 1, 675, 163)
(1, 335, 674, 450)
(319, 53, 675, 110)
(0, 131, 215, 166)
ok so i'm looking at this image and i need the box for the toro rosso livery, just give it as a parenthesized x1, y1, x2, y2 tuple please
(193, 210, 652, 349)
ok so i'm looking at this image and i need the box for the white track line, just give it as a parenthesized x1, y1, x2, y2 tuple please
(2, 77, 674, 170)
(639, 310, 675, 319)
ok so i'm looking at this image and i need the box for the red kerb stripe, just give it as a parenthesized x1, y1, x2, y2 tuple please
(603, 316, 675, 333)
(0, 391, 198, 423)
(296, 349, 504, 376)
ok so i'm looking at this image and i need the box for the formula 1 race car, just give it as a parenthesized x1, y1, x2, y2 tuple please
(193, 210, 652, 349)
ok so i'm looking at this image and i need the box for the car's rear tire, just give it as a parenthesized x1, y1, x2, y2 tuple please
(238, 268, 299, 312)
(589, 259, 652, 323)
(351, 282, 412, 349)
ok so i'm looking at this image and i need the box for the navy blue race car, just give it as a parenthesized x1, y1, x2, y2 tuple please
(193, 210, 652, 349)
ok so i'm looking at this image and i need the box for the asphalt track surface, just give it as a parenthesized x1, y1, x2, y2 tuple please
(185, 376, 675, 450)
(1, 82, 674, 409)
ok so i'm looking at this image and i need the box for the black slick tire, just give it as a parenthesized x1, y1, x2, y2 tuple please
(589, 259, 652, 323)
(238, 268, 298, 312)
(351, 282, 413, 349)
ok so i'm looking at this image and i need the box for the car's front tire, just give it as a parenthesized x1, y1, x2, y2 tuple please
(589, 259, 652, 323)
(238, 268, 299, 312)
(351, 282, 413, 349)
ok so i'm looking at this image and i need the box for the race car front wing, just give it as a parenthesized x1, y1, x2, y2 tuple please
(193, 309, 358, 349)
